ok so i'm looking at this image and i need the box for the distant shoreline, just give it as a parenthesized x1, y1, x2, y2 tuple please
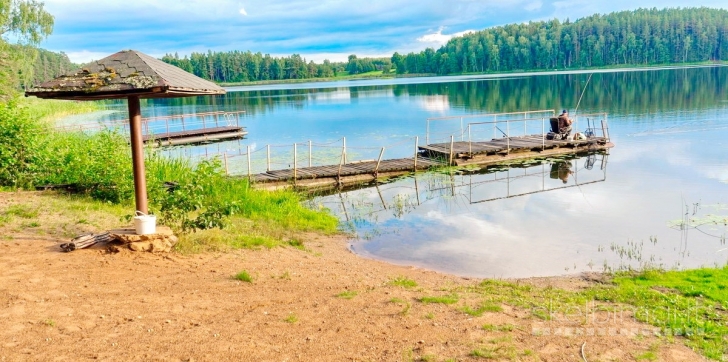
(218, 61, 727, 88)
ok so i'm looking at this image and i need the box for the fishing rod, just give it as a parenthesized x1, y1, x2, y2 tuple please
(574, 73, 593, 115)
(573, 73, 593, 135)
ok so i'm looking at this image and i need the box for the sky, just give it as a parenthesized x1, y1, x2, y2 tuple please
(39, 0, 728, 64)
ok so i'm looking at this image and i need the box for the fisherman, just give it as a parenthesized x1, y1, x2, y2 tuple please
(557, 109, 573, 136)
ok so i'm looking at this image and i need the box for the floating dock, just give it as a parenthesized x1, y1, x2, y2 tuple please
(250, 111, 613, 191)
(56, 110, 247, 147)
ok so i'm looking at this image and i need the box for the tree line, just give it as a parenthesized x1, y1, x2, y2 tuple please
(393, 7, 728, 75)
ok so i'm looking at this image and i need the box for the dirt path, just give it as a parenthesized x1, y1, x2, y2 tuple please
(0, 231, 704, 362)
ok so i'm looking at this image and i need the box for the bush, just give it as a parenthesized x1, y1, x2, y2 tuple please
(0, 97, 42, 187)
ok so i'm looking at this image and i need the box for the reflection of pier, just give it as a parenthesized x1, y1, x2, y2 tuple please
(250, 111, 612, 190)
(320, 153, 609, 222)
(56, 110, 247, 147)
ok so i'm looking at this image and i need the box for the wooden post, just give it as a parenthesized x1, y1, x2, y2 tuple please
(223, 152, 229, 175)
(374, 147, 385, 179)
(308, 140, 312, 167)
(343, 137, 347, 164)
(202, 114, 206, 129)
(506, 120, 510, 154)
(601, 119, 609, 141)
(293, 143, 297, 181)
(413, 136, 418, 171)
(542, 117, 545, 151)
(449, 135, 454, 166)
(181, 117, 186, 132)
(468, 124, 472, 155)
(127, 95, 148, 214)
(214, 112, 219, 127)
(337, 147, 344, 180)
(247, 146, 252, 180)
(266, 145, 271, 171)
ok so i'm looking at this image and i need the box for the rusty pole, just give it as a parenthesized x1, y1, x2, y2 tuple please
(128, 96, 148, 214)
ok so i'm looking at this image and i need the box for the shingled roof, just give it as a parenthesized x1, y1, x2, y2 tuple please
(25, 50, 225, 100)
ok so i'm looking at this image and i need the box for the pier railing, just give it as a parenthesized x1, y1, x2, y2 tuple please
(459, 112, 610, 154)
(161, 135, 430, 179)
(426, 110, 556, 144)
(54, 110, 246, 137)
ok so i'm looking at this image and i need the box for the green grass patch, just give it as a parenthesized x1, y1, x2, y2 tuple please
(336, 290, 358, 299)
(461, 302, 503, 316)
(283, 313, 298, 324)
(233, 270, 253, 283)
(419, 294, 459, 305)
(2, 204, 39, 219)
(388, 276, 418, 289)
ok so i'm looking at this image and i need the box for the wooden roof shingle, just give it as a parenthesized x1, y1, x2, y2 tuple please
(25, 50, 225, 100)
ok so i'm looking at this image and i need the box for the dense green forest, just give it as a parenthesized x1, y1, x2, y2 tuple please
(160, 52, 392, 83)
(159, 7, 728, 83)
(393, 7, 728, 74)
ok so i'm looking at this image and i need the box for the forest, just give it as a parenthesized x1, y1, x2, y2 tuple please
(158, 7, 728, 83)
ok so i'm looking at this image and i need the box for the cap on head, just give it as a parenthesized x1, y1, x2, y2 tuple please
(562, 109, 568, 113)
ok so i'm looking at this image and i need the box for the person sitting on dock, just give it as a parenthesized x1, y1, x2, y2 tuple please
(557, 109, 573, 136)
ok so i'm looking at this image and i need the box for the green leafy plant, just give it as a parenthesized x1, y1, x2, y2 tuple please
(151, 158, 242, 233)
(233, 270, 253, 283)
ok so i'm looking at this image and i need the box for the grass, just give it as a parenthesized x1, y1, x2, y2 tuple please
(19, 97, 104, 124)
(419, 294, 459, 305)
(461, 302, 503, 316)
(283, 314, 298, 324)
(388, 276, 418, 289)
(233, 270, 253, 283)
(336, 290, 358, 299)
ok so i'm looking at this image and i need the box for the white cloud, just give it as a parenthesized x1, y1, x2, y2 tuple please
(65, 50, 114, 64)
(417, 28, 476, 46)
(239, 7, 248, 16)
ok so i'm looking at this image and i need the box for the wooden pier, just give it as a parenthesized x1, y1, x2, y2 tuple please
(251, 112, 613, 191)
(143, 125, 246, 147)
(56, 110, 247, 147)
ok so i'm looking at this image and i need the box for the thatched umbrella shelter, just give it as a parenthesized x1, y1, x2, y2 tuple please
(26, 50, 225, 214)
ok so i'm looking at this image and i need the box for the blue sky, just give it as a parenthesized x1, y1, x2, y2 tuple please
(40, 0, 728, 64)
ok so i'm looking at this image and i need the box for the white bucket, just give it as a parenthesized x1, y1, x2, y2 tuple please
(133, 211, 157, 235)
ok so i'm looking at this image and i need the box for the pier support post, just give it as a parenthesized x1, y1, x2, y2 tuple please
(223, 152, 229, 175)
(413, 136, 418, 172)
(293, 143, 297, 183)
(375, 147, 385, 179)
(449, 135, 454, 166)
(247, 146, 251, 181)
(343, 137, 347, 164)
(266, 145, 270, 172)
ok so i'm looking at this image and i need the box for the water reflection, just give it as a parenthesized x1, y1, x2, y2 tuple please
(311, 149, 727, 278)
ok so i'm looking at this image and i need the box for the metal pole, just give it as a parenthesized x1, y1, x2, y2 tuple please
(375, 147, 385, 178)
(224, 152, 229, 175)
(413, 136, 418, 171)
(460, 117, 464, 141)
(293, 143, 297, 181)
(202, 114, 206, 129)
(182, 117, 186, 132)
(127, 96, 148, 214)
(308, 140, 312, 167)
(468, 124, 472, 155)
(542, 117, 545, 150)
(426, 120, 429, 144)
(506, 120, 510, 154)
(343, 137, 347, 164)
(449, 135, 454, 166)
(266, 145, 270, 172)
(247, 146, 251, 180)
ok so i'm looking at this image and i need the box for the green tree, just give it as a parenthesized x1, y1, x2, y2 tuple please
(0, 0, 54, 96)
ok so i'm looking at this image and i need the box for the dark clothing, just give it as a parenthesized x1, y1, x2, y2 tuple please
(557, 113, 572, 135)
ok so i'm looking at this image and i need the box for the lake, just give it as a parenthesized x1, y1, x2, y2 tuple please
(66, 66, 728, 278)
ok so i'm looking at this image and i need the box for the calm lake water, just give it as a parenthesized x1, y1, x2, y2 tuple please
(66, 66, 728, 278)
